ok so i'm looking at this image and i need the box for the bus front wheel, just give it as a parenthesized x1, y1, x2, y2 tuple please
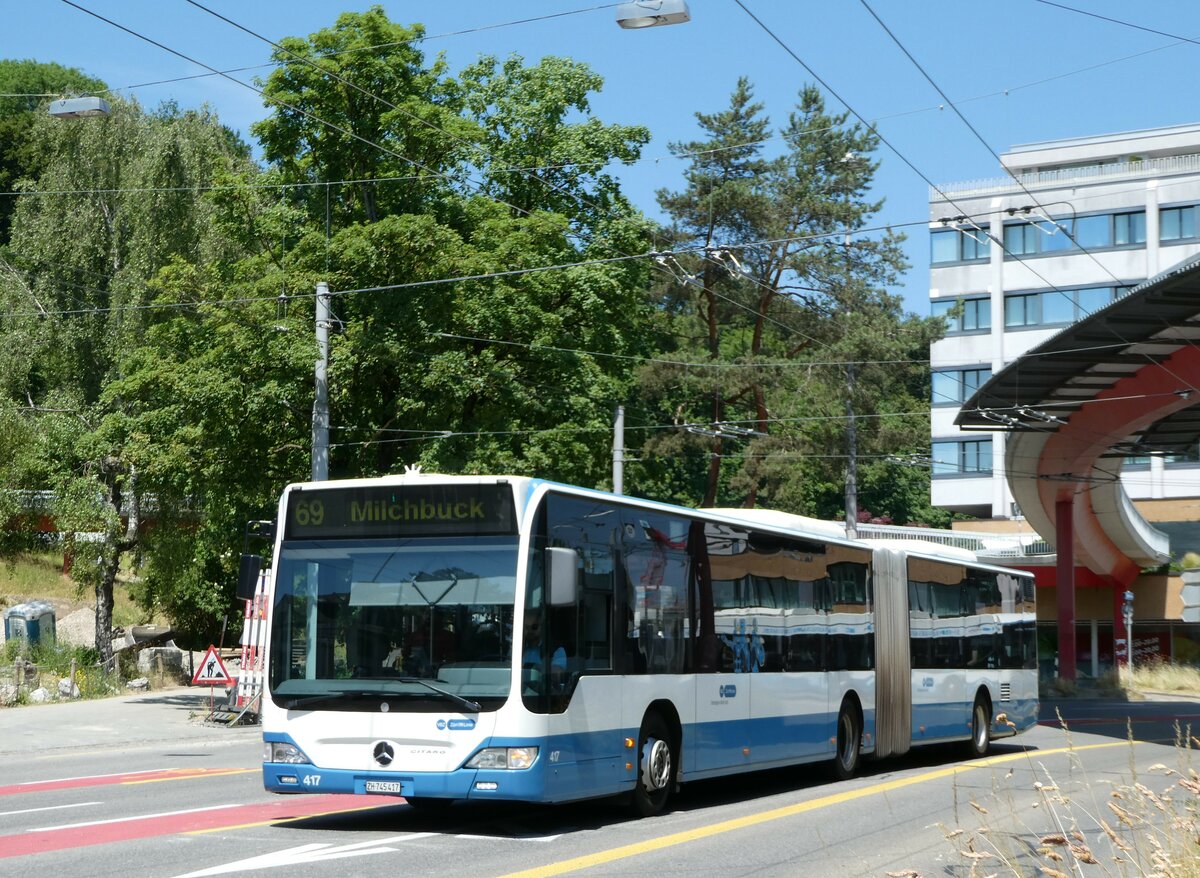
(630, 713, 675, 818)
(832, 700, 861, 781)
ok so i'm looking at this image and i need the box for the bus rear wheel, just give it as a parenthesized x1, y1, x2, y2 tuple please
(630, 712, 675, 818)
(832, 700, 861, 781)
(965, 695, 991, 758)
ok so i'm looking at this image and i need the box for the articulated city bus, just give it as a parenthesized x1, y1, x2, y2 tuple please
(252, 472, 1037, 816)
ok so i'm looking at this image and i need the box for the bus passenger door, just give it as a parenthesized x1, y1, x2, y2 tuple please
(692, 611, 751, 773)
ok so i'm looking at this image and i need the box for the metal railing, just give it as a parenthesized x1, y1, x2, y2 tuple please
(933, 153, 1200, 200)
(857, 522, 1053, 559)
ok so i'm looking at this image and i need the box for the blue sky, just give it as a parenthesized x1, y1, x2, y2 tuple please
(7, 1, 1200, 313)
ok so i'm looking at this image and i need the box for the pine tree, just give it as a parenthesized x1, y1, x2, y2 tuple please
(640, 81, 942, 521)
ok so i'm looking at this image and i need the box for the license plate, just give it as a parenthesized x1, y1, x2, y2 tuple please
(365, 781, 402, 794)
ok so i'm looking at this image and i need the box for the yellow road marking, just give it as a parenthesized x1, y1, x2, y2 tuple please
(497, 741, 1134, 878)
(123, 768, 257, 785)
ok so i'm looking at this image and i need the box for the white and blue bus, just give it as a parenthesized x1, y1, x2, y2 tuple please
(252, 472, 1037, 816)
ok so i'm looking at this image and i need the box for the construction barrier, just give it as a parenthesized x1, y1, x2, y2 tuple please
(233, 569, 269, 714)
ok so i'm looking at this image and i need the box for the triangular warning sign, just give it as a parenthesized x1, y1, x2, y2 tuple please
(192, 645, 234, 686)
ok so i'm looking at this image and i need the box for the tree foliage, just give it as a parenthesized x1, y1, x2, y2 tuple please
(0, 12, 945, 659)
(636, 80, 944, 522)
(0, 96, 259, 659)
(0, 60, 107, 245)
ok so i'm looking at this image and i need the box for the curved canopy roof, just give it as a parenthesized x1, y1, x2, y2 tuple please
(956, 254, 1200, 580)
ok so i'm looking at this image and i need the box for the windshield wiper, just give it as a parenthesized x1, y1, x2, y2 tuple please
(394, 676, 482, 713)
(283, 680, 481, 713)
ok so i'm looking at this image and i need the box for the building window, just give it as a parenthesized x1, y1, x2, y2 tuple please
(1004, 293, 1040, 327)
(932, 367, 992, 406)
(1075, 286, 1115, 315)
(1003, 222, 1041, 256)
(1004, 286, 1122, 329)
(1127, 445, 1200, 467)
(1003, 219, 1072, 255)
(932, 439, 993, 476)
(932, 296, 990, 333)
(1004, 210, 1145, 255)
(1113, 211, 1146, 246)
(1160, 206, 1198, 242)
(931, 228, 990, 264)
(1169, 443, 1200, 464)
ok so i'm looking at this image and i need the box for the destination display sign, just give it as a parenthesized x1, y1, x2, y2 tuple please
(283, 483, 517, 540)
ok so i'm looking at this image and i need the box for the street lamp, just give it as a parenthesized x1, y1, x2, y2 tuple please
(1122, 590, 1134, 676)
(48, 96, 110, 118)
(616, 0, 690, 29)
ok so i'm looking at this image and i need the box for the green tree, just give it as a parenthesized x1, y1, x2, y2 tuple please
(102, 259, 314, 646)
(252, 7, 657, 487)
(0, 59, 106, 245)
(252, 6, 468, 228)
(639, 81, 942, 521)
(0, 96, 258, 663)
(460, 53, 650, 232)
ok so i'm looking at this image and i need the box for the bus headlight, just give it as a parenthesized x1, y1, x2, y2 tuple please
(465, 746, 538, 770)
(264, 741, 311, 764)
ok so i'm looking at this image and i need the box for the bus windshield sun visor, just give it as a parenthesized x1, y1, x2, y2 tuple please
(283, 681, 481, 713)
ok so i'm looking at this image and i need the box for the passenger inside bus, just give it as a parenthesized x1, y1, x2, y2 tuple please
(522, 612, 567, 672)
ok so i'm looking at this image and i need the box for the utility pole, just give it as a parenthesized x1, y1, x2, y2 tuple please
(844, 363, 858, 539)
(312, 281, 330, 481)
(612, 405, 625, 495)
(841, 232, 859, 540)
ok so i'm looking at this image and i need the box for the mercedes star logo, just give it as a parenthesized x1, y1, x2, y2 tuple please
(373, 741, 395, 766)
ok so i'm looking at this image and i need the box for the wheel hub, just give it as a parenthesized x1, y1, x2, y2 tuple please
(641, 737, 671, 791)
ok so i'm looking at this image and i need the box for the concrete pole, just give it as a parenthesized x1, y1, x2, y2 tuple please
(612, 405, 625, 495)
(312, 282, 330, 481)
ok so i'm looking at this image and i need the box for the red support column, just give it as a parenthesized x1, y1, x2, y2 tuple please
(1056, 498, 1077, 681)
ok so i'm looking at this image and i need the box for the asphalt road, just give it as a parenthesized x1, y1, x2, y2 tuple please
(0, 689, 1196, 878)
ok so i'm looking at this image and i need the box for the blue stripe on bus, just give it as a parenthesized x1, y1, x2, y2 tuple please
(262, 699, 1037, 803)
(911, 698, 1039, 741)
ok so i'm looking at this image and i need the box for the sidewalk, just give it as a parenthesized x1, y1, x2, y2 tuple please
(0, 685, 260, 755)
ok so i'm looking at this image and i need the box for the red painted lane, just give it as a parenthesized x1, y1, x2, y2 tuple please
(0, 794, 389, 859)
(0, 767, 253, 797)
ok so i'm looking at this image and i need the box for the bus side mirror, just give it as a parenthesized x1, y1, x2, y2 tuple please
(237, 554, 262, 601)
(546, 547, 578, 607)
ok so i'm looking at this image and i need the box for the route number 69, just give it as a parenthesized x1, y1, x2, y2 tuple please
(293, 499, 325, 527)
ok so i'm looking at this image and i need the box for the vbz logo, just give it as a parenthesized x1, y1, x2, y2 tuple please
(719, 684, 737, 698)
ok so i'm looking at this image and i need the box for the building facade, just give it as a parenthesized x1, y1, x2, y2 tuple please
(930, 124, 1200, 519)
(928, 124, 1200, 678)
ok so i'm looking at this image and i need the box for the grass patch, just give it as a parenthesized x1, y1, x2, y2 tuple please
(0, 551, 70, 601)
(1129, 659, 1200, 695)
(0, 550, 148, 629)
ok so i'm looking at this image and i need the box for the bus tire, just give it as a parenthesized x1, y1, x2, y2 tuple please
(630, 712, 675, 818)
(833, 699, 861, 781)
(965, 694, 991, 758)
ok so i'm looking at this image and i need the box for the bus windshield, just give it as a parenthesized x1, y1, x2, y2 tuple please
(268, 536, 519, 711)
